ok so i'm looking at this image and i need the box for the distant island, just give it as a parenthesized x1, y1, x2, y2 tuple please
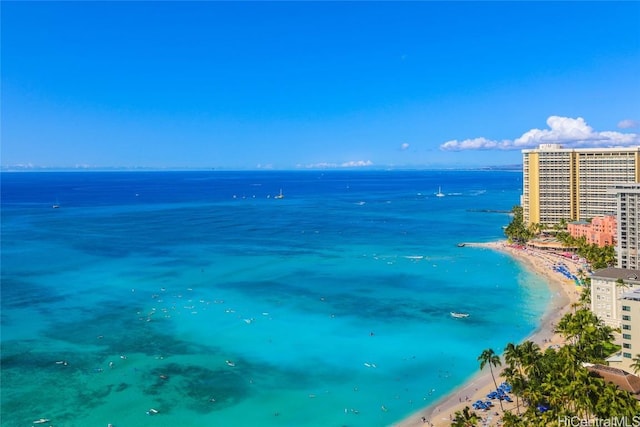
(466, 209, 513, 213)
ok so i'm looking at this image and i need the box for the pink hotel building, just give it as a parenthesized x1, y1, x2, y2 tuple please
(567, 216, 617, 247)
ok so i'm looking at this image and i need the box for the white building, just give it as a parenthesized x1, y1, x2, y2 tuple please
(590, 267, 640, 328)
(620, 288, 640, 373)
(609, 184, 640, 270)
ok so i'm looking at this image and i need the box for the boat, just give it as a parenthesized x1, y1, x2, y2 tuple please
(450, 312, 470, 318)
(274, 189, 284, 199)
(435, 186, 445, 197)
(226, 360, 236, 367)
(33, 420, 50, 425)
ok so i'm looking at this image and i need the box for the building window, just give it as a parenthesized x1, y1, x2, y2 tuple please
(623, 324, 631, 330)
(622, 306, 631, 311)
(624, 352, 632, 358)
(623, 333, 632, 340)
(623, 343, 632, 349)
(623, 315, 631, 321)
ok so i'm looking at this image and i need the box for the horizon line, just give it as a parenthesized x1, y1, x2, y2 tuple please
(0, 164, 524, 173)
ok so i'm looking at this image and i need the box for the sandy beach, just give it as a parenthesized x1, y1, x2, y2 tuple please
(393, 240, 584, 427)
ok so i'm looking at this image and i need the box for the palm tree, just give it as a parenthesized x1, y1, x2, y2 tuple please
(594, 381, 629, 418)
(478, 348, 504, 411)
(630, 354, 640, 375)
(575, 242, 616, 269)
(572, 369, 600, 419)
(496, 304, 639, 425)
(501, 410, 523, 426)
(451, 406, 479, 427)
(616, 278, 630, 294)
(528, 222, 544, 237)
(519, 341, 542, 381)
(502, 366, 525, 415)
(578, 286, 591, 307)
(555, 313, 581, 346)
(504, 343, 523, 373)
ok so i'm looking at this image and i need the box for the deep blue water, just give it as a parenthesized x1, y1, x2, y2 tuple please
(1, 170, 550, 427)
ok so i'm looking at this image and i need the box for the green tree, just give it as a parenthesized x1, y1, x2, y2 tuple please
(504, 343, 523, 375)
(478, 348, 504, 411)
(578, 285, 591, 307)
(555, 309, 613, 361)
(496, 310, 638, 425)
(501, 411, 523, 427)
(554, 218, 569, 231)
(555, 312, 581, 346)
(630, 354, 640, 375)
(504, 206, 533, 243)
(502, 365, 525, 415)
(594, 381, 640, 418)
(616, 278, 630, 291)
(451, 406, 479, 427)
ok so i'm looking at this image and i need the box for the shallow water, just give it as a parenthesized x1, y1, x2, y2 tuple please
(1, 170, 550, 427)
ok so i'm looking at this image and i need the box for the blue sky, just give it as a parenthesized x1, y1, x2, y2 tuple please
(2, 1, 639, 170)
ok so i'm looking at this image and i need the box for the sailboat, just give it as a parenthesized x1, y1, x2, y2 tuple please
(274, 189, 284, 199)
(435, 186, 445, 197)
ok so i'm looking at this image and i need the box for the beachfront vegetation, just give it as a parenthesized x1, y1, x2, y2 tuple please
(462, 208, 634, 427)
(577, 286, 591, 307)
(503, 208, 617, 270)
(555, 232, 616, 269)
(478, 348, 504, 411)
(456, 307, 638, 426)
(504, 206, 534, 243)
(451, 406, 479, 427)
(492, 308, 640, 426)
(555, 309, 615, 361)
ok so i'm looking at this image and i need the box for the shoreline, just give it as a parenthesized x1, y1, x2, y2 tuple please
(392, 240, 583, 427)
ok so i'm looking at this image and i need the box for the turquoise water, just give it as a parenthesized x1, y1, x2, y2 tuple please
(1, 170, 550, 427)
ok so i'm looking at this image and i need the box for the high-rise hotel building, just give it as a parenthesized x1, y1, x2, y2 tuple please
(521, 144, 640, 226)
(610, 184, 640, 270)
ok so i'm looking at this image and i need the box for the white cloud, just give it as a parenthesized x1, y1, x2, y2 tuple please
(618, 119, 639, 129)
(299, 160, 373, 169)
(297, 162, 336, 169)
(440, 137, 511, 151)
(400, 142, 410, 151)
(439, 116, 640, 151)
(341, 160, 373, 167)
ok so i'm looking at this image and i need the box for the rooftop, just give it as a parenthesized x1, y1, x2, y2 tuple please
(523, 145, 640, 154)
(591, 267, 640, 283)
(586, 364, 640, 396)
(569, 220, 590, 225)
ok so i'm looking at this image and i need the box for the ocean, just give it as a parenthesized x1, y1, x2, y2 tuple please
(0, 170, 551, 427)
